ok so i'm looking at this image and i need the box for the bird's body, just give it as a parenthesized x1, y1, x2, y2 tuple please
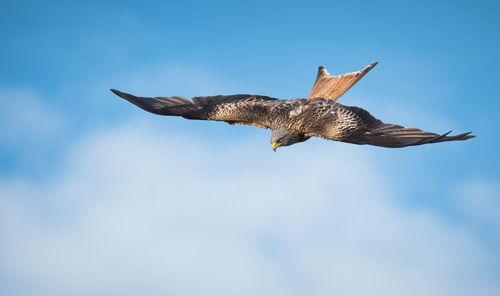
(111, 62, 474, 150)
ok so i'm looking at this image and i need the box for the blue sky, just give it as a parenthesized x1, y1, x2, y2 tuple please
(1, 0, 499, 295)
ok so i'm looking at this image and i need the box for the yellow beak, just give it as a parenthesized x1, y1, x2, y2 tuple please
(272, 142, 281, 152)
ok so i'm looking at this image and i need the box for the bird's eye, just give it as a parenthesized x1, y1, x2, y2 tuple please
(278, 139, 283, 143)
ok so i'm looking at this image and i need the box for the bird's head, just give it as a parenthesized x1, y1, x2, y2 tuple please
(270, 126, 310, 151)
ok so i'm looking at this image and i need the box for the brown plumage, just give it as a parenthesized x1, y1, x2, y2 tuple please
(111, 62, 474, 150)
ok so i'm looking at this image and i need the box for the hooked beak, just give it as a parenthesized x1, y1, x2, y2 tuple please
(272, 142, 281, 152)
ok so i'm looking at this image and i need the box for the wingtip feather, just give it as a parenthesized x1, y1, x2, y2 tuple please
(110, 89, 135, 101)
(110, 88, 125, 97)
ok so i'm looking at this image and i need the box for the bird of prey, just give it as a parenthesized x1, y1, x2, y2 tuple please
(111, 62, 474, 151)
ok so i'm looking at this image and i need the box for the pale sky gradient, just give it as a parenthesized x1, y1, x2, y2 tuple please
(1, 0, 499, 295)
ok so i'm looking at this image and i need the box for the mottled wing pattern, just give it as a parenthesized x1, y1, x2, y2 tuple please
(192, 94, 281, 129)
(295, 99, 368, 140)
(295, 98, 474, 147)
(307, 62, 378, 101)
(111, 89, 280, 129)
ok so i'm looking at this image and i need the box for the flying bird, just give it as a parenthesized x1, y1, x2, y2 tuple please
(111, 62, 474, 151)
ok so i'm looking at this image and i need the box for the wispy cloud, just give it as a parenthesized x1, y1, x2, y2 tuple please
(455, 177, 500, 238)
(0, 88, 65, 146)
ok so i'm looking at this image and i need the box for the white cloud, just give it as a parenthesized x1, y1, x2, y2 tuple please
(0, 88, 64, 145)
(456, 177, 500, 236)
(0, 122, 498, 296)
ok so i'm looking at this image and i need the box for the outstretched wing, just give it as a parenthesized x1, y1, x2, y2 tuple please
(110, 89, 280, 129)
(342, 106, 475, 148)
(298, 100, 474, 148)
(307, 62, 378, 101)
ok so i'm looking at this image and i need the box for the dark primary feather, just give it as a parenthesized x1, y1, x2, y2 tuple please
(111, 89, 474, 148)
(110, 89, 196, 117)
(343, 106, 475, 147)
